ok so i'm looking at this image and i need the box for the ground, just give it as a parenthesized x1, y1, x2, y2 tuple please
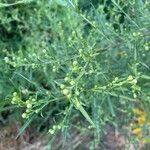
(0, 122, 146, 150)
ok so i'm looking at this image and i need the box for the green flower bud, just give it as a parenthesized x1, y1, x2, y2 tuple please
(22, 113, 27, 118)
(62, 89, 69, 95)
(145, 46, 149, 51)
(57, 125, 61, 130)
(72, 31, 76, 35)
(13, 92, 17, 97)
(64, 77, 69, 81)
(66, 93, 71, 99)
(70, 80, 75, 86)
(4, 57, 9, 63)
(75, 91, 80, 96)
(49, 129, 55, 135)
(11, 101, 15, 104)
(53, 125, 56, 130)
(27, 103, 32, 109)
(133, 32, 136, 37)
(79, 49, 83, 53)
(89, 70, 93, 74)
(26, 109, 31, 113)
(12, 97, 17, 102)
(22, 89, 28, 94)
(73, 60, 78, 66)
(26, 100, 30, 104)
(52, 66, 56, 72)
(132, 79, 137, 84)
(35, 110, 39, 113)
(114, 77, 119, 81)
(133, 93, 137, 98)
(101, 86, 106, 90)
(60, 84, 65, 89)
(32, 98, 36, 102)
(127, 75, 133, 81)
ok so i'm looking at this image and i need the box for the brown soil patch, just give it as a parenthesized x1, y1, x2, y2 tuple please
(0, 123, 147, 150)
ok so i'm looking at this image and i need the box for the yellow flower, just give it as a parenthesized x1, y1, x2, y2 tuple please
(133, 108, 146, 116)
(131, 108, 150, 143)
(136, 116, 146, 125)
(132, 128, 142, 136)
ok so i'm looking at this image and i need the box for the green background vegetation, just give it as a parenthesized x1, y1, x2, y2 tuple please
(0, 0, 150, 149)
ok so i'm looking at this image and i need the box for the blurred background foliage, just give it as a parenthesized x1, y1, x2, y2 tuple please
(0, 0, 150, 148)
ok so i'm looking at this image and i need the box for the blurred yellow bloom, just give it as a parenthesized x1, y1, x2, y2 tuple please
(132, 128, 142, 136)
(133, 108, 146, 116)
(130, 108, 150, 144)
(137, 116, 146, 125)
